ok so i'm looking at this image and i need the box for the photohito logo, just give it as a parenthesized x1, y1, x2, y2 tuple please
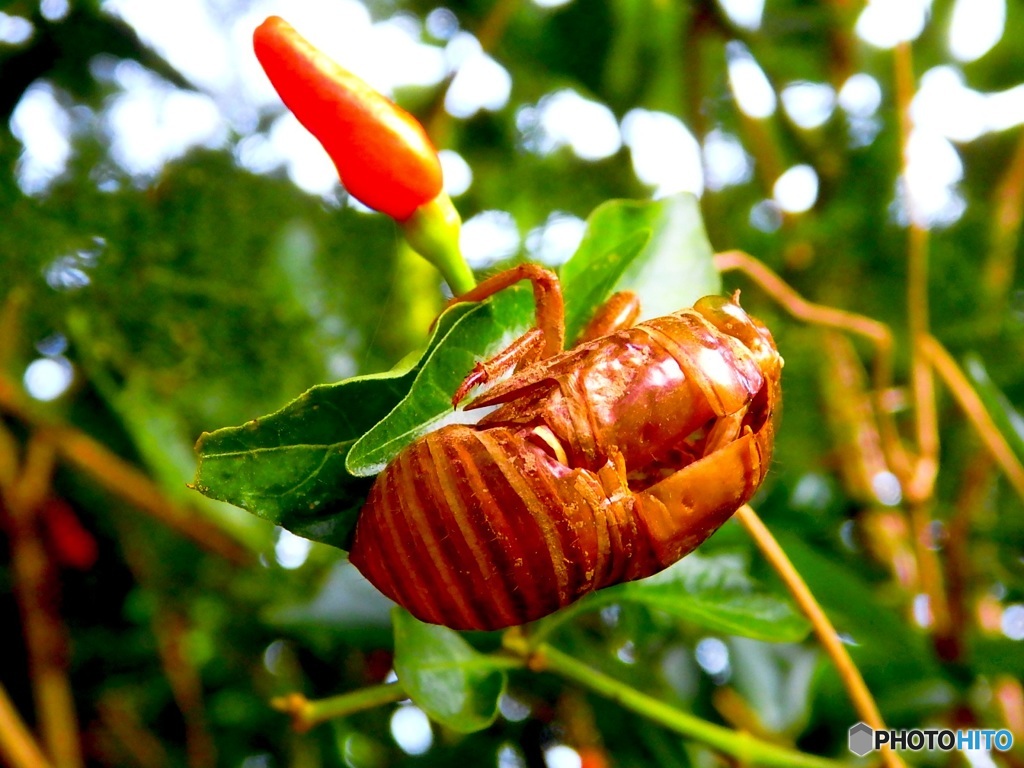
(848, 722, 1014, 756)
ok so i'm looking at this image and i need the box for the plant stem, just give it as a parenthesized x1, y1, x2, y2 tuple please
(894, 41, 939, 505)
(735, 505, 905, 768)
(272, 682, 408, 733)
(401, 194, 475, 296)
(95, 692, 172, 768)
(1, 434, 84, 768)
(117, 525, 218, 768)
(517, 640, 845, 768)
(527, 592, 618, 647)
(273, 636, 845, 768)
(984, 127, 1024, 311)
(907, 499, 954, 659)
(921, 335, 1024, 500)
(0, 376, 252, 565)
(0, 682, 54, 768)
(944, 451, 995, 659)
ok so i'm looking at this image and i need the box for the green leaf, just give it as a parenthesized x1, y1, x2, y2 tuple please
(560, 193, 720, 342)
(602, 552, 811, 643)
(964, 353, 1024, 462)
(191, 303, 475, 549)
(392, 609, 508, 733)
(346, 286, 537, 476)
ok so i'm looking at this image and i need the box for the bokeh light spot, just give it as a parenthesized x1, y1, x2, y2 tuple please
(773, 164, 818, 214)
(391, 705, 432, 755)
(24, 357, 74, 401)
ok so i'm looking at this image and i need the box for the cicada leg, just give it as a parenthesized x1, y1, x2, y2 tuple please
(627, 424, 773, 580)
(451, 328, 545, 407)
(452, 287, 643, 408)
(577, 291, 641, 343)
(449, 263, 565, 356)
(447, 264, 565, 406)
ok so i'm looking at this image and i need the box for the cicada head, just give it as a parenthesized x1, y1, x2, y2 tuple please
(692, 293, 782, 378)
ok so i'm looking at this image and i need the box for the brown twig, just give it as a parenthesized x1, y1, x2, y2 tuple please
(920, 335, 1024, 501)
(117, 523, 219, 768)
(0, 681, 54, 768)
(1, 433, 83, 768)
(893, 41, 939, 505)
(714, 249, 959, 664)
(819, 331, 892, 504)
(994, 677, 1024, 745)
(95, 693, 171, 768)
(735, 504, 905, 768)
(907, 500, 955, 660)
(0, 287, 28, 370)
(155, 612, 218, 767)
(0, 377, 251, 565)
(683, 4, 714, 145)
(475, 0, 520, 53)
(984, 125, 1024, 309)
(272, 683, 408, 734)
(944, 450, 996, 659)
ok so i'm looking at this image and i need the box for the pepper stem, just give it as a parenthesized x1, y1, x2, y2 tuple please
(400, 193, 476, 295)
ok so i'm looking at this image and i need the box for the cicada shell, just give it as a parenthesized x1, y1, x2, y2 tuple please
(350, 266, 781, 631)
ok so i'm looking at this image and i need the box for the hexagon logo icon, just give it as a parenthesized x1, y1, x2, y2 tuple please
(849, 722, 874, 756)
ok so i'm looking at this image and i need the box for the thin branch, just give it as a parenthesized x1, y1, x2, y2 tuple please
(944, 450, 996, 660)
(983, 115, 1024, 309)
(819, 331, 892, 504)
(682, 4, 714, 144)
(95, 694, 171, 768)
(920, 335, 1024, 501)
(735, 504, 905, 768)
(0, 377, 252, 565)
(714, 251, 893, 351)
(273, 639, 847, 768)
(475, 0, 520, 53)
(0, 682, 54, 768)
(0, 287, 28, 371)
(907, 501, 954, 660)
(272, 683, 408, 733)
(508, 638, 847, 768)
(154, 612, 218, 768)
(1, 433, 83, 768)
(893, 41, 939, 505)
(114, 519, 218, 768)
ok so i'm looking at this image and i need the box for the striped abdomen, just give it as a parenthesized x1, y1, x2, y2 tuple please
(348, 423, 646, 630)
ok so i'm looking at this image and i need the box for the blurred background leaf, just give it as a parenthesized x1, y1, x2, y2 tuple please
(2, 0, 1024, 766)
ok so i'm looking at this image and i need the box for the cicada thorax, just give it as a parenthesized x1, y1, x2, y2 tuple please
(348, 422, 644, 630)
(349, 289, 783, 631)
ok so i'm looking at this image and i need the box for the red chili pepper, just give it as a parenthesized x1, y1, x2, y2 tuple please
(253, 16, 443, 221)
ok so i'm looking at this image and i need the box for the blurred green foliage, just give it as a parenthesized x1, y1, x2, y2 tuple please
(2, 0, 1024, 767)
